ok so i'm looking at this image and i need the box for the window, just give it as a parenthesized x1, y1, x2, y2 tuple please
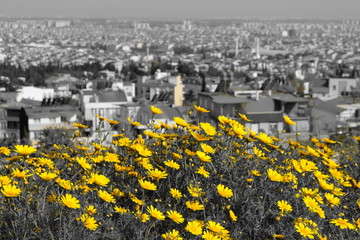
(269, 122, 278, 134)
(298, 104, 307, 117)
(8, 121, 19, 129)
(99, 108, 104, 116)
(33, 118, 40, 124)
(34, 131, 42, 140)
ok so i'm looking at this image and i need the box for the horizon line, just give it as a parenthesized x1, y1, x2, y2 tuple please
(0, 16, 359, 22)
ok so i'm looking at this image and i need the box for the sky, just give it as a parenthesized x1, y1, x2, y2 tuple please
(1, 0, 360, 20)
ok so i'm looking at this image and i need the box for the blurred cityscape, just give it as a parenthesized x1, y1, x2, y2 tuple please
(1, 17, 360, 145)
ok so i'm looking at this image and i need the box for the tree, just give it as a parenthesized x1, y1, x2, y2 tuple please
(184, 90, 196, 105)
(199, 71, 207, 92)
(39, 128, 74, 149)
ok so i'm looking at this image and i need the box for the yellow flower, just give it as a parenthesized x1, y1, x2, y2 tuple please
(73, 122, 88, 128)
(147, 205, 165, 220)
(0, 176, 11, 186)
(114, 206, 129, 214)
(185, 220, 203, 235)
(251, 170, 262, 176)
(164, 160, 180, 170)
(267, 169, 283, 182)
(194, 105, 210, 113)
(324, 193, 341, 207)
(329, 218, 355, 229)
(47, 193, 58, 203)
(229, 210, 237, 221)
(91, 142, 106, 151)
(14, 145, 37, 156)
(79, 214, 99, 231)
(166, 210, 184, 224)
(87, 173, 110, 186)
(295, 223, 314, 239)
(207, 221, 229, 237)
(130, 195, 143, 205)
(196, 166, 210, 178)
(238, 113, 251, 121)
(98, 190, 116, 203)
(300, 159, 318, 172)
(191, 132, 212, 141)
(75, 157, 92, 170)
(317, 234, 328, 240)
(306, 146, 320, 157)
(188, 184, 204, 198)
(60, 194, 81, 209)
(283, 115, 296, 125)
(298, 188, 318, 197)
(150, 105, 163, 115)
(200, 143, 215, 154)
(37, 157, 55, 168)
(230, 122, 247, 137)
(133, 144, 152, 157)
(104, 152, 120, 163)
(186, 200, 205, 211)
(328, 168, 343, 180)
(218, 115, 230, 124)
(173, 117, 189, 127)
(217, 184, 233, 198)
(1, 184, 21, 197)
(74, 145, 90, 151)
(105, 119, 119, 126)
(196, 151, 212, 162)
(303, 196, 320, 212)
(318, 178, 334, 191)
(116, 137, 132, 147)
(162, 229, 183, 240)
(355, 218, 360, 229)
(200, 122, 217, 136)
(138, 179, 157, 191)
(253, 146, 266, 159)
(146, 168, 168, 181)
(96, 114, 107, 121)
(277, 200, 293, 215)
(353, 136, 360, 142)
(12, 168, 31, 179)
(111, 188, 125, 197)
(144, 130, 160, 139)
(85, 205, 97, 215)
(39, 172, 58, 181)
(256, 132, 274, 145)
(0, 146, 11, 155)
(185, 149, 197, 156)
(273, 234, 285, 239)
(56, 178, 73, 190)
(202, 230, 220, 240)
(127, 117, 141, 127)
(170, 188, 183, 199)
(322, 137, 336, 144)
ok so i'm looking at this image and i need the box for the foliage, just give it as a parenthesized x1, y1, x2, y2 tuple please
(0, 108, 359, 239)
(39, 128, 74, 149)
(0, 61, 118, 87)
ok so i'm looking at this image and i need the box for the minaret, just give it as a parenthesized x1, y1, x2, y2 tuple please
(235, 36, 239, 57)
(256, 37, 260, 59)
(146, 46, 150, 76)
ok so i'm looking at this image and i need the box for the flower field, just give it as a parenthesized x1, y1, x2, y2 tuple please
(0, 105, 359, 239)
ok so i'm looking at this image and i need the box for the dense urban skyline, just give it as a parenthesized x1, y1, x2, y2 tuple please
(1, 0, 360, 20)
